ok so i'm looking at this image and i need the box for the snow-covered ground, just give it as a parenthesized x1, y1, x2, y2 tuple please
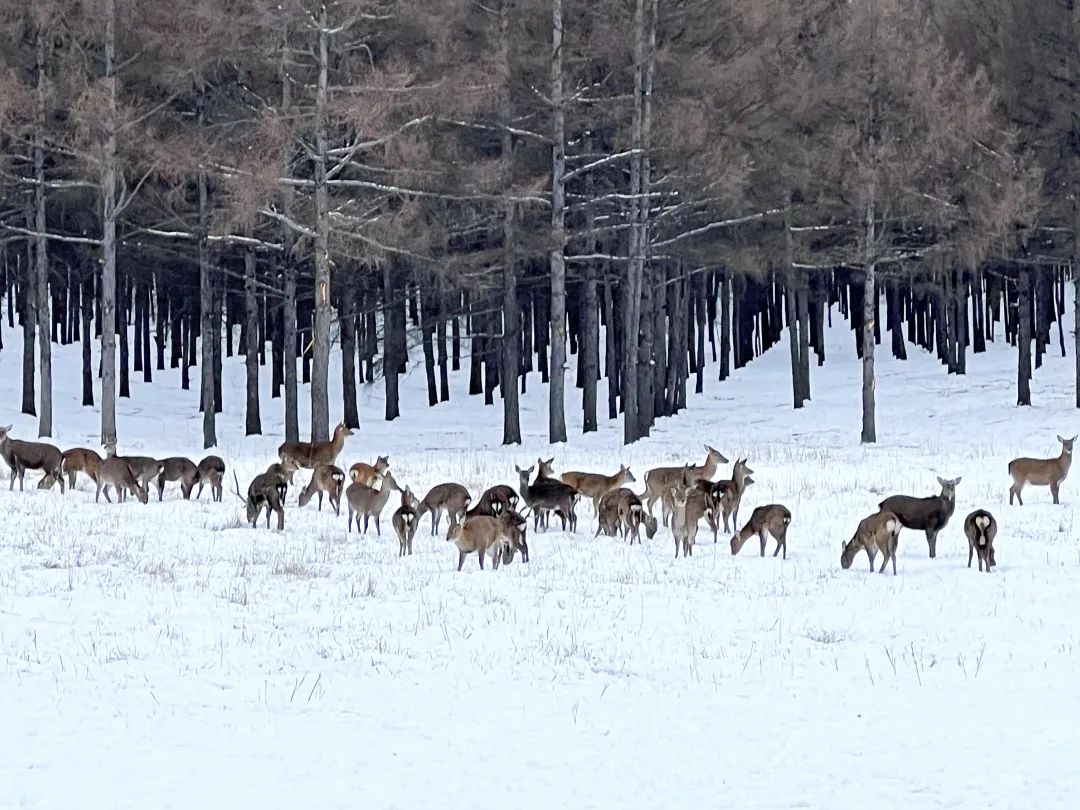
(2, 296, 1080, 809)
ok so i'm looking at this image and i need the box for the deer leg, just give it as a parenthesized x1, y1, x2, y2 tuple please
(103, 484, 113, 504)
(867, 548, 876, 572)
(363, 514, 370, 534)
(375, 515, 381, 536)
(926, 530, 937, 559)
(759, 530, 767, 557)
(347, 510, 354, 533)
(1051, 482, 1061, 504)
(275, 504, 284, 531)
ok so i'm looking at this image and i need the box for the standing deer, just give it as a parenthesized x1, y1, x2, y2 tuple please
(392, 487, 421, 556)
(263, 460, 298, 502)
(349, 455, 389, 487)
(60, 447, 103, 490)
(841, 510, 901, 575)
(156, 457, 199, 500)
(103, 441, 162, 492)
(669, 471, 697, 559)
(1008, 435, 1075, 505)
(96, 456, 149, 504)
(298, 464, 346, 515)
(964, 509, 998, 573)
(447, 512, 521, 571)
(707, 459, 754, 536)
(345, 470, 402, 535)
(730, 504, 792, 559)
(278, 422, 353, 470)
(516, 464, 578, 532)
(466, 484, 519, 518)
(879, 476, 961, 559)
(417, 482, 472, 535)
(196, 455, 226, 502)
(597, 488, 656, 542)
(559, 464, 636, 515)
(235, 469, 289, 530)
(0, 426, 65, 492)
(643, 445, 728, 519)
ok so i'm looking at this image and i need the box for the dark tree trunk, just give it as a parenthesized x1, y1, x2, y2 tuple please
(81, 274, 94, 407)
(141, 281, 152, 382)
(271, 303, 283, 399)
(452, 297, 461, 371)
(244, 247, 262, 435)
(340, 271, 360, 428)
(604, 274, 619, 420)
(118, 274, 130, 399)
(581, 261, 599, 433)
(436, 278, 450, 402)
(1017, 269, 1032, 406)
(719, 269, 731, 380)
(383, 261, 401, 421)
(972, 269, 986, 354)
(421, 284, 438, 408)
(887, 278, 907, 361)
(21, 249, 36, 416)
(501, 200, 522, 444)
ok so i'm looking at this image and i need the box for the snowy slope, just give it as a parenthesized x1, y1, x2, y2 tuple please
(1, 296, 1080, 809)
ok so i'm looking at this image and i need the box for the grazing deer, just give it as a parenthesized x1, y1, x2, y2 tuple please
(263, 460, 298, 502)
(466, 484, 519, 519)
(964, 509, 998, 573)
(234, 470, 287, 530)
(156, 457, 199, 501)
(103, 441, 162, 492)
(447, 512, 522, 571)
(498, 509, 530, 565)
(349, 455, 389, 487)
(643, 444, 728, 519)
(95, 456, 149, 504)
(346, 470, 402, 535)
(0, 426, 65, 493)
(516, 464, 579, 532)
(597, 488, 656, 543)
(392, 487, 421, 556)
(196, 455, 226, 502)
(730, 504, 792, 559)
(1008, 435, 1075, 505)
(298, 464, 346, 515)
(560, 464, 636, 515)
(596, 489, 624, 537)
(60, 447, 103, 490)
(841, 510, 901, 575)
(278, 422, 353, 470)
(417, 482, 472, 535)
(879, 476, 961, 559)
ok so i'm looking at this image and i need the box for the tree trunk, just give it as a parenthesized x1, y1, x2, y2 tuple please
(81, 274, 94, 407)
(99, 0, 118, 445)
(198, 163, 216, 448)
(604, 273, 619, 419)
(244, 246, 262, 435)
(21, 231, 36, 417)
(498, 2, 521, 443)
(141, 281, 152, 382)
(420, 285, 438, 408)
(34, 28, 51, 436)
(118, 274, 130, 399)
(383, 262, 400, 421)
(1018, 268, 1032, 406)
(340, 271, 360, 428)
(310, 8, 332, 442)
(719, 269, 731, 380)
(280, 38, 299, 443)
(548, 0, 568, 444)
(861, 194, 877, 444)
(437, 277, 450, 402)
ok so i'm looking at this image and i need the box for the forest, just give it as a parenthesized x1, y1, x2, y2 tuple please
(0, 0, 1072, 448)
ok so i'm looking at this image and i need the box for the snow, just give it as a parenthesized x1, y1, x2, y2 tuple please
(2, 298, 1080, 809)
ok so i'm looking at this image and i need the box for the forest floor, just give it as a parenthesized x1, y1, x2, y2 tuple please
(2, 301, 1080, 808)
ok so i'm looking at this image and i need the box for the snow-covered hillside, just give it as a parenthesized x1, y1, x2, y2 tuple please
(2, 297, 1079, 809)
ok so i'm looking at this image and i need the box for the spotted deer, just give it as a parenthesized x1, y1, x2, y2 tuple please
(447, 512, 522, 571)
(879, 476, 960, 559)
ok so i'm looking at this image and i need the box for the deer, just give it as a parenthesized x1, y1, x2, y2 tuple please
(0, 425, 65, 493)
(730, 504, 792, 559)
(706, 459, 754, 537)
(298, 464, 346, 515)
(964, 509, 998, 573)
(349, 455, 389, 487)
(345, 470, 402, 535)
(278, 422, 353, 470)
(233, 469, 287, 530)
(516, 464, 579, 532)
(60, 447, 103, 490)
(669, 472, 697, 559)
(498, 509, 530, 565)
(643, 444, 728, 520)
(417, 482, 472, 535)
(446, 512, 522, 571)
(103, 441, 162, 492)
(597, 488, 656, 542)
(95, 456, 149, 504)
(195, 455, 226, 502)
(156, 457, 199, 501)
(879, 475, 961, 559)
(841, 511, 902, 575)
(262, 460, 298, 502)
(559, 464, 636, 515)
(465, 484, 519, 519)
(392, 487, 421, 556)
(1008, 435, 1076, 505)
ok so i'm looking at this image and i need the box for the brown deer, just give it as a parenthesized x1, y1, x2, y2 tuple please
(466, 484, 519, 519)
(278, 422, 353, 470)
(669, 473, 697, 559)
(964, 509, 998, 573)
(1008, 435, 1075, 505)
(447, 512, 521, 571)
(643, 444, 728, 519)
(346, 470, 402, 535)
(103, 441, 163, 493)
(156, 457, 199, 500)
(596, 489, 625, 537)
(236, 470, 286, 530)
(0, 426, 65, 492)
(597, 488, 656, 543)
(708, 459, 754, 536)
(262, 460, 298, 502)
(560, 464, 636, 514)
(730, 504, 792, 559)
(516, 464, 578, 532)
(841, 511, 901, 575)
(96, 456, 149, 504)
(498, 509, 530, 565)
(879, 476, 960, 559)
(349, 455, 389, 487)
(392, 487, 421, 556)
(418, 482, 472, 535)
(195, 455, 226, 502)
(298, 464, 346, 515)
(61, 448, 103, 489)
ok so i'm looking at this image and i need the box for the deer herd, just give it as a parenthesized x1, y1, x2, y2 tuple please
(0, 421, 1075, 576)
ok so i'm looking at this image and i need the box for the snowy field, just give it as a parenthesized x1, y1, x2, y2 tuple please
(2, 297, 1080, 809)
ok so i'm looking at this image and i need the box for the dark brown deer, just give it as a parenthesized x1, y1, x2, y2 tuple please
(498, 509, 530, 565)
(1008, 435, 1075, 505)
(841, 511, 901, 575)
(278, 422, 353, 470)
(516, 464, 578, 532)
(298, 464, 346, 515)
(708, 459, 754, 536)
(879, 476, 961, 559)
(730, 504, 792, 559)
(156, 457, 199, 501)
(0, 425, 65, 492)
(345, 470, 403, 535)
(392, 487, 421, 556)
(349, 455, 389, 487)
(964, 509, 998, 573)
(96, 456, 149, 504)
(196, 455, 226, 502)
(465, 484, 519, 519)
(418, 482, 472, 535)
(235, 470, 286, 530)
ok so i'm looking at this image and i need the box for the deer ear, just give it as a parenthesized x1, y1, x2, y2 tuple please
(1072, 435, 1078, 442)
(952, 476, 963, 486)
(1058, 435, 1066, 443)
(936, 476, 946, 486)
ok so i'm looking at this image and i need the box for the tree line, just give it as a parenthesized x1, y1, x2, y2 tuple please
(0, 0, 1072, 449)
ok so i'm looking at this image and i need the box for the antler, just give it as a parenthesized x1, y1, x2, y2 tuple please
(232, 471, 246, 503)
